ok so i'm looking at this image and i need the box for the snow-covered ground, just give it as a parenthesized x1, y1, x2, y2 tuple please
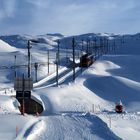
(0, 33, 140, 140)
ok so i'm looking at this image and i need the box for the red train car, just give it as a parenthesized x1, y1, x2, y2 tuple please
(115, 101, 123, 113)
(80, 53, 94, 67)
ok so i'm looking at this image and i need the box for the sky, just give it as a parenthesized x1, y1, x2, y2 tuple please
(0, 0, 140, 35)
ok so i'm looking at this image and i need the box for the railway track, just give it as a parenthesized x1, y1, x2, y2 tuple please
(34, 66, 85, 90)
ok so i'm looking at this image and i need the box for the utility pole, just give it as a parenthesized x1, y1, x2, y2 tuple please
(94, 37, 97, 60)
(100, 38, 103, 56)
(103, 37, 106, 54)
(65, 40, 68, 64)
(47, 50, 49, 74)
(27, 39, 39, 78)
(113, 39, 116, 54)
(108, 39, 110, 53)
(22, 74, 25, 115)
(81, 39, 84, 51)
(56, 40, 60, 87)
(56, 52, 59, 86)
(57, 40, 60, 67)
(72, 37, 76, 82)
(81, 39, 84, 73)
(27, 40, 31, 78)
(122, 35, 124, 44)
(86, 39, 89, 54)
(88, 39, 91, 53)
(106, 38, 109, 54)
(97, 38, 100, 58)
(14, 55, 17, 78)
(91, 40, 94, 55)
(34, 62, 38, 82)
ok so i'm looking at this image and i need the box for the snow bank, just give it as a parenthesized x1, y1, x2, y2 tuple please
(29, 113, 121, 140)
(0, 95, 20, 114)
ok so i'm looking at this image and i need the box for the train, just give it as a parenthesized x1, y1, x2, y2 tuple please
(115, 101, 123, 113)
(80, 53, 94, 67)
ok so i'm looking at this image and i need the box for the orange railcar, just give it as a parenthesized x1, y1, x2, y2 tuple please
(115, 104, 123, 113)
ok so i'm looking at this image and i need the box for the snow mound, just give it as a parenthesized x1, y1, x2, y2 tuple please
(32, 113, 122, 140)
(91, 60, 121, 76)
(0, 95, 20, 114)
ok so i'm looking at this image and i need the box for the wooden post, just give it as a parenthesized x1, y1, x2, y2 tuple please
(16, 126, 19, 137)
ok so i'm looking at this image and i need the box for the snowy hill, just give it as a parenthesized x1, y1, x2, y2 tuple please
(0, 34, 64, 49)
(0, 33, 140, 139)
(0, 35, 31, 49)
(0, 39, 17, 52)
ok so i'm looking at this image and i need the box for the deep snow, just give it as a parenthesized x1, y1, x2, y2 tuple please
(0, 33, 140, 140)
